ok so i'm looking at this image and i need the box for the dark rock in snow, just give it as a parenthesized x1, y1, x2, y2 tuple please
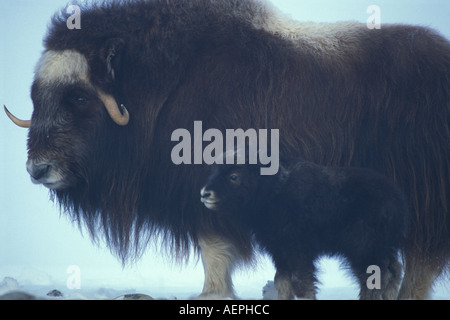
(115, 293, 154, 300)
(0, 291, 37, 300)
(47, 289, 64, 297)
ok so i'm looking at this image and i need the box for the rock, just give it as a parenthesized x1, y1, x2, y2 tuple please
(114, 293, 154, 300)
(0, 291, 37, 300)
(47, 289, 64, 297)
(262, 280, 277, 300)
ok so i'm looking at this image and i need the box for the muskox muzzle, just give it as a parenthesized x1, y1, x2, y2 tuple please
(27, 160, 51, 181)
(26, 158, 64, 189)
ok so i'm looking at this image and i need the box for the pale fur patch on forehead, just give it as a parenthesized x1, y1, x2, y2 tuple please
(35, 50, 89, 84)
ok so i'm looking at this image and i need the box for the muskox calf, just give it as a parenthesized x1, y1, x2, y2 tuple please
(201, 157, 409, 299)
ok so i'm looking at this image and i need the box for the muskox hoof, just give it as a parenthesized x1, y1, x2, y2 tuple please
(195, 292, 235, 300)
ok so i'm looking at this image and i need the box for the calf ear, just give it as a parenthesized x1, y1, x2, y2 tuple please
(103, 38, 125, 81)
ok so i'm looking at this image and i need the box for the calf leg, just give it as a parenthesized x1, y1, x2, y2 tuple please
(290, 261, 317, 299)
(274, 270, 295, 300)
(275, 259, 317, 300)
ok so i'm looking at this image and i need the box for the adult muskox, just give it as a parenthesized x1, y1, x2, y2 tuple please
(5, 0, 450, 299)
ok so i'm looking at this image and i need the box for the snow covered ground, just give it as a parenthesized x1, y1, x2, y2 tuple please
(1, 256, 448, 300)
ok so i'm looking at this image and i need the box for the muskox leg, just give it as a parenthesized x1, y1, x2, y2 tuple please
(381, 258, 403, 300)
(197, 235, 241, 299)
(351, 255, 402, 300)
(397, 256, 441, 300)
(351, 263, 382, 300)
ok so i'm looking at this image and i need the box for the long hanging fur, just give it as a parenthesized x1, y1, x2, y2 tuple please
(28, 0, 449, 295)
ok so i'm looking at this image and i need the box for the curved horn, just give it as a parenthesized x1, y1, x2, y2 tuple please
(4, 105, 31, 128)
(97, 91, 130, 126)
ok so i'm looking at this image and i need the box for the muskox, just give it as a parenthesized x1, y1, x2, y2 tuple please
(4, 0, 449, 299)
(200, 154, 409, 299)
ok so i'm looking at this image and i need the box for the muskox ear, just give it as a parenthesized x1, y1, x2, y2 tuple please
(103, 38, 125, 81)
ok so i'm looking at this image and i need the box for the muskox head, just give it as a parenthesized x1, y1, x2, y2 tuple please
(5, 43, 129, 190)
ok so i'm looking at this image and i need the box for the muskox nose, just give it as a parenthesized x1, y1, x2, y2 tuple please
(26, 159, 52, 181)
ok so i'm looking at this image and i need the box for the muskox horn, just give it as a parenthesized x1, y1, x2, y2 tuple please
(96, 91, 130, 126)
(4, 105, 31, 128)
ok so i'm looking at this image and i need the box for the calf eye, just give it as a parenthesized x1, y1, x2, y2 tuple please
(229, 173, 240, 184)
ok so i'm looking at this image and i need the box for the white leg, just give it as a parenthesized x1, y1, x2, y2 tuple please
(198, 235, 241, 299)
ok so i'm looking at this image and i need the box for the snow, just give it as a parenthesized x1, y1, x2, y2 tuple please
(0, 256, 448, 300)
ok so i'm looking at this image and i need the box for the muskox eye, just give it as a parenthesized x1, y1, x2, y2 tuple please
(74, 97, 88, 105)
(68, 94, 89, 107)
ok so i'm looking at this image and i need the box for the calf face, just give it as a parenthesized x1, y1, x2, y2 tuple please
(201, 163, 264, 214)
